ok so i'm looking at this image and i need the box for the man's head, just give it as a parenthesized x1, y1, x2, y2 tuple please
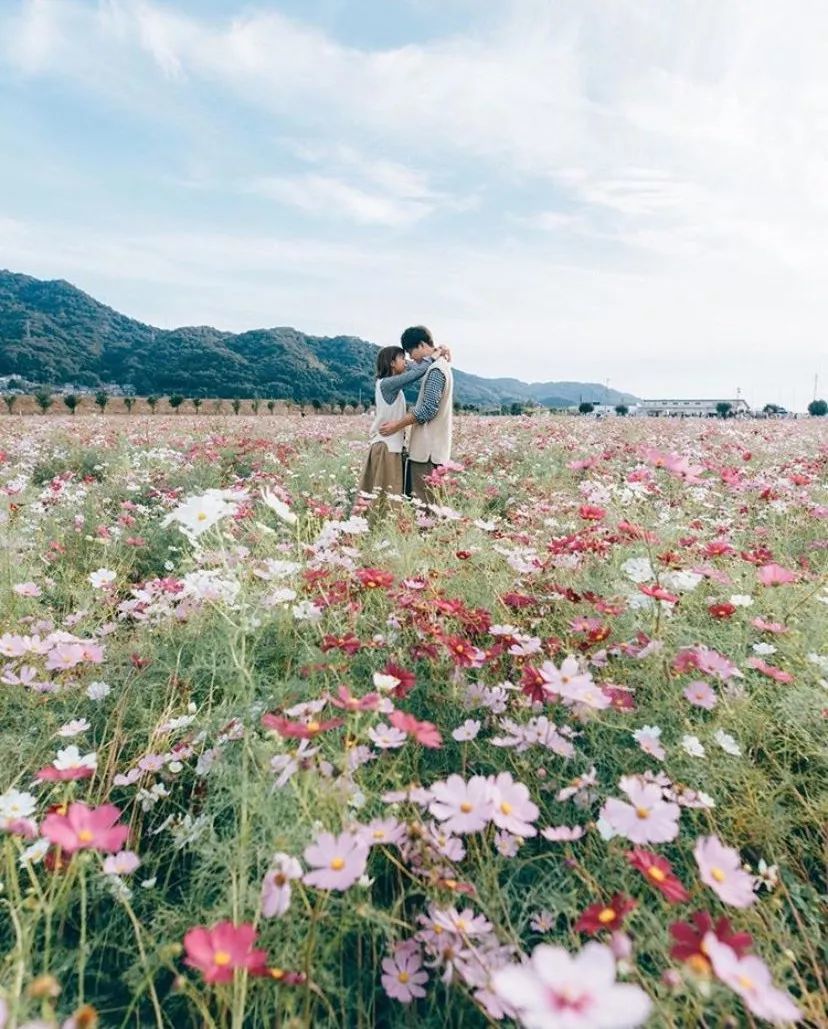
(400, 325, 436, 362)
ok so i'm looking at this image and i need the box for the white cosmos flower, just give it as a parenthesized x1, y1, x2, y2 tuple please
(0, 788, 36, 828)
(162, 492, 237, 540)
(89, 568, 116, 589)
(681, 734, 706, 758)
(620, 557, 654, 583)
(729, 594, 754, 607)
(713, 729, 742, 756)
(261, 489, 298, 526)
(57, 718, 91, 737)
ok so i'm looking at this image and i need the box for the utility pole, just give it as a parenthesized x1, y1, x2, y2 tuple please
(814, 373, 819, 402)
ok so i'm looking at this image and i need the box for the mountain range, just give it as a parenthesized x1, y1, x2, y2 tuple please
(0, 270, 637, 408)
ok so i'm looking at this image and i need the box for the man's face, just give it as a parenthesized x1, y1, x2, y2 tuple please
(411, 341, 435, 361)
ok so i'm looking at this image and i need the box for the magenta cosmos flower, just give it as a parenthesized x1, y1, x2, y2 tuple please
(704, 934, 801, 1023)
(488, 772, 539, 837)
(41, 802, 129, 854)
(492, 941, 652, 1028)
(303, 830, 368, 891)
(183, 921, 268, 983)
(757, 563, 797, 586)
(429, 774, 492, 834)
(381, 940, 429, 1004)
(694, 835, 756, 907)
(600, 777, 680, 844)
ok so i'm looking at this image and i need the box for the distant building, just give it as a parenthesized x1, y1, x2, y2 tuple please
(635, 398, 751, 418)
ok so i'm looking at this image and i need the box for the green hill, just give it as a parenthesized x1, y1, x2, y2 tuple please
(0, 270, 637, 408)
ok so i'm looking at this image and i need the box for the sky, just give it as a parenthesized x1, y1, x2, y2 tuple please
(1, 0, 827, 409)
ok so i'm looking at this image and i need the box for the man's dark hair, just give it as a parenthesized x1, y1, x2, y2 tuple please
(400, 325, 434, 353)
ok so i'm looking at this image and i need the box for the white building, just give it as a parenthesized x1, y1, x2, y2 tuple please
(634, 398, 751, 418)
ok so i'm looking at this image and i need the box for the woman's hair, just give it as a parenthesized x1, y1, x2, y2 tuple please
(376, 345, 404, 379)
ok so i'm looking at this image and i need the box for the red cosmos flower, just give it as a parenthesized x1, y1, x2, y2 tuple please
(575, 894, 636, 935)
(578, 504, 606, 521)
(42, 802, 129, 855)
(130, 653, 152, 670)
(330, 685, 380, 711)
(388, 710, 442, 748)
(355, 568, 394, 590)
(261, 714, 344, 739)
(521, 665, 547, 703)
(383, 662, 416, 699)
(708, 602, 737, 620)
(501, 592, 535, 609)
(669, 912, 753, 975)
(183, 921, 269, 984)
(704, 539, 735, 557)
(321, 634, 362, 655)
(444, 636, 483, 668)
(745, 657, 794, 684)
(626, 848, 690, 904)
(638, 584, 679, 604)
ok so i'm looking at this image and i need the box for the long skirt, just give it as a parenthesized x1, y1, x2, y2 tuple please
(404, 458, 437, 505)
(358, 442, 405, 500)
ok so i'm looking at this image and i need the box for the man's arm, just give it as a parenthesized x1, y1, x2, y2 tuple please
(379, 368, 446, 436)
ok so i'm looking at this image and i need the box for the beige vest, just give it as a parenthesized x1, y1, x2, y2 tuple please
(408, 356, 454, 464)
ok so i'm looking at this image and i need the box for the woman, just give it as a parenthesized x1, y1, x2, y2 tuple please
(356, 344, 447, 508)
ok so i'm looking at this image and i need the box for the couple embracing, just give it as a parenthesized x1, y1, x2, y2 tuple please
(357, 325, 453, 510)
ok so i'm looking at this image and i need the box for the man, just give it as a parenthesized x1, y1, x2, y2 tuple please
(379, 325, 453, 505)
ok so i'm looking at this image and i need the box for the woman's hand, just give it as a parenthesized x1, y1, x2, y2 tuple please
(378, 421, 400, 437)
(437, 345, 452, 361)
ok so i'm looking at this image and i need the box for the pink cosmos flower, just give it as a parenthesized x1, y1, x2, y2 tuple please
(183, 921, 268, 983)
(683, 680, 717, 709)
(492, 941, 652, 1028)
(41, 802, 129, 854)
(632, 726, 665, 760)
(261, 853, 303, 917)
(600, 777, 681, 844)
(388, 710, 443, 748)
(102, 850, 141, 876)
(330, 685, 380, 711)
(745, 657, 794, 684)
(540, 825, 586, 842)
(751, 617, 788, 634)
(694, 835, 756, 907)
(359, 817, 406, 848)
(381, 940, 428, 1003)
(757, 563, 797, 587)
(36, 744, 98, 781)
(429, 774, 492, 834)
(704, 934, 801, 1023)
(488, 772, 539, 838)
(303, 830, 368, 891)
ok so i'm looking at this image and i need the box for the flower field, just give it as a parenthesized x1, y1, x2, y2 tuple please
(0, 412, 826, 1028)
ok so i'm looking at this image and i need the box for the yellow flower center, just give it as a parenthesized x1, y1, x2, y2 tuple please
(197, 512, 208, 521)
(598, 908, 616, 924)
(737, 975, 754, 990)
(648, 866, 667, 882)
(635, 806, 650, 819)
(500, 801, 513, 815)
(398, 972, 410, 984)
(307, 721, 320, 733)
(269, 967, 284, 980)
(213, 951, 232, 966)
(330, 856, 346, 871)
(77, 829, 94, 843)
(460, 802, 473, 813)
(372, 830, 385, 840)
(687, 954, 711, 976)
(711, 867, 726, 882)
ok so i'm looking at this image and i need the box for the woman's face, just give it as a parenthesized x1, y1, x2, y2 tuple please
(392, 353, 407, 374)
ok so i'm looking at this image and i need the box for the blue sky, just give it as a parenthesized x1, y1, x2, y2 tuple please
(1, 0, 827, 407)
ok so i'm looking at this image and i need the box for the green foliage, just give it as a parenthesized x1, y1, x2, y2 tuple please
(94, 390, 109, 411)
(807, 398, 827, 416)
(33, 389, 53, 413)
(0, 271, 638, 409)
(63, 393, 81, 414)
(168, 394, 185, 412)
(123, 396, 135, 413)
(716, 401, 733, 418)
(615, 404, 629, 416)
(578, 401, 594, 414)
(2, 393, 16, 413)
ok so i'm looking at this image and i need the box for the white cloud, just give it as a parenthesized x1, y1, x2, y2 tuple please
(1, 0, 827, 407)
